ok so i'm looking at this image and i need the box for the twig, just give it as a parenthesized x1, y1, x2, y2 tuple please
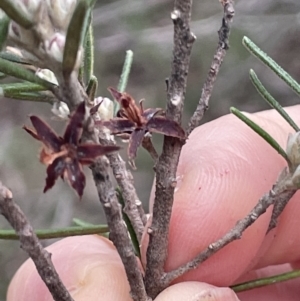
(163, 185, 296, 285)
(53, 72, 90, 111)
(0, 182, 74, 301)
(144, 0, 195, 298)
(267, 193, 294, 231)
(91, 158, 148, 301)
(57, 60, 146, 244)
(106, 149, 146, 239)
(187, 0, 235, 135)
(53, 37, 147, 299)
(97, 131, 146, 241)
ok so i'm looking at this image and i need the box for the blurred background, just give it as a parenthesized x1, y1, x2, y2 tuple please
(1, 0, 300, 299)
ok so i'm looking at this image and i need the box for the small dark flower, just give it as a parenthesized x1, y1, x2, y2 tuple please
(97, 87, 186, 161)
(23, 102, 120, 198)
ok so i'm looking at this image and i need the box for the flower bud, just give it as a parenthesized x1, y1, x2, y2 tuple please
(94, 97, 114, 121)
(45, 32, 65, 62)
(51, 101, 70, 120)
(46, 0, 76, 30)
(286, 132, 300, 168)
(23, 0, 41, 15)
(0, 9, 6, 19)
(35, 68, 58, 85)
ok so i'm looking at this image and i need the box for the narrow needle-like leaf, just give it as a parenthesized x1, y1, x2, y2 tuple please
(0, 82, 47, 93)
(0, 82, 52, 102)
(116, 187, 140, 257)
(231, 269, 300, 292)
(0, 14, 9, 50)
(230, 107, 289, 162)
(86, 75, 98, 100)
(63, 0, 89, 78)
(0, 51, 28, 64)
(115, 50, 134, 114)
(118, 50, 134, 93)
(7, 91, 54, 103)
(0, 57, 55, 88)
(0, 225, 109, 240)
(84, 23, 94, 84)
(72, 218, 96, 227)
(243, 36, 300, 96)
(249, 69, 300, 132)
(0, 0, 33, 29)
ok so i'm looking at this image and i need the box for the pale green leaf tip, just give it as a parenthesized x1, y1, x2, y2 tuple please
(242, 36, 248, 45)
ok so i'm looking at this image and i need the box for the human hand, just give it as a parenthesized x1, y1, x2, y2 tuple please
(7, 105, 300, 301)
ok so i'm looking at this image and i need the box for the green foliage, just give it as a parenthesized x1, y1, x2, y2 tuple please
(232, 37, 300, 163)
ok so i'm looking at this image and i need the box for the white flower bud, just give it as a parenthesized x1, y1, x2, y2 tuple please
(23, 0, 41, 15)
(0, 9, 6, 19)
(94, 97, 114, 121)
(35, 68, 58, 85)
(45, 32, 65, 62)
(46, 0, 77, 30)
(286, 132, 300, 168)
(51, 102, 70, 120)
(14, 0, 41, 19)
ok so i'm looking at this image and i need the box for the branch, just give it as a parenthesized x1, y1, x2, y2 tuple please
(268, 193, 293, 231)
(51, 35, 147, 299)
(107, 151, 147, 239)
(91, 158, 148, 301)
(187, 0, 235, 135)
(98, 133, 147, 242)
(163, 184, 296, 284)
(144, 0, 195, 298)
(53, 72, 90, 111)
(0, 182, 74, 301)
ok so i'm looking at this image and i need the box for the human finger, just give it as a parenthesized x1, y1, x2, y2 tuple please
(7, 235, 133, 301)
(148, 105, 300, 286)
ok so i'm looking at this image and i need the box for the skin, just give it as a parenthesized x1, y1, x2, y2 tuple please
(7, 105, 300, 300)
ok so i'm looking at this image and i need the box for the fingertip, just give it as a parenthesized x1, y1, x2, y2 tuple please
(7, 235, 132, 301)
(155, 282, 240, 301)
(166, 113, 282, 285)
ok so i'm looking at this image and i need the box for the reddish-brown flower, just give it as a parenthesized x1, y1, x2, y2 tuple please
(97, 87, 186, 160)
(23, 102, 120, 198)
